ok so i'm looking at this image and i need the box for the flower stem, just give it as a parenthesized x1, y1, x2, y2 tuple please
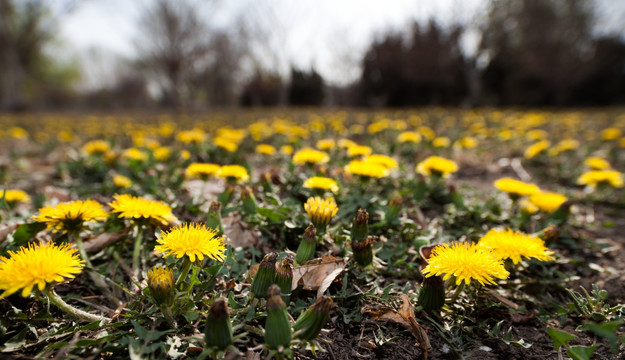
(132, 225, 144, 279)
(161, 305, 177, 328)
(449, 282, 466, 304)
(175, 257, 192, 289)
(43, 288, 110, 323)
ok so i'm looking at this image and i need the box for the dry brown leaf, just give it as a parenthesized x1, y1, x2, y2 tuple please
(291, 256, 349, 298)
(84, 229, 130, 253)
(364, 294, 430, 358)
(223, 213, 261, 249)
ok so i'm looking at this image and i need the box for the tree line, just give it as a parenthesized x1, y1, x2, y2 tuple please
(1, 0, 624, 111)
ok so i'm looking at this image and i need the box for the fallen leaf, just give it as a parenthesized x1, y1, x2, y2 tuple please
(84, 229, 130, 253)
(292, 256, 349, 298)
(364, 294, 430, 358)
(223, 213, 261, 249)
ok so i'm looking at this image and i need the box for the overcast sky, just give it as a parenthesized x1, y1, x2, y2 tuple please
(48, 0, 624, 89)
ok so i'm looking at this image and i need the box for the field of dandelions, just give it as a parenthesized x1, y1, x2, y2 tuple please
(0, 109, 624, 359)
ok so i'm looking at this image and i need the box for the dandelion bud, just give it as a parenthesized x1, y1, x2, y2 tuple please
(251, 252, 278, 298)
(351, 208, 369, 243)
(304, 196, 338, 234)
(417, 275, 445, 312)
(265, 285, 292, 350)
(240, 186, 258, 215)
(385, 195, 402, 224)
(296, 224, 317, 264)
(204, 298, 233, 350)
(218, 185, 235, 207)
(275, 257, 293, 303)
(351, 236, 376, 267)
(147, 265, 174, 307)
(294, 296, 333, 340)
(537, 224, 560, 245)
(207, 201, 224, 235)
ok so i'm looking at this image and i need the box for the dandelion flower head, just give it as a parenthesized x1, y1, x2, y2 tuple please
(416, 156, 458, 177)
(0, 242, 84, 299)
(82, 140, 111, 155)
(529, 192, 568, 213)
(493, 177, 540, 197)
(292, 148, 330, 165)
(477, 228, 554, 264)
(304, 196, 338, 229)
(1, 189, 31, 205)
(583, 157, 611, 170)
(256, 144, 276, 155)
(421, 242, 509, 286)
(113, 174, 133, 188)
(577, 170, 624, 188)
(155, 223, 226, 262)
(524, 140, 551, 159)
(345, 160, 389, 178)
(303, 176, 340, 193)
(33, 199, 108, 233)
(217, 164, 250, 182)
(109, 194, 177, 226)
(363, 154, 398, 169)
(185, 163, 221, 180)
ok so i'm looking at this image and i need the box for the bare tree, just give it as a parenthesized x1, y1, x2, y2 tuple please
(135, 0, 216, 109)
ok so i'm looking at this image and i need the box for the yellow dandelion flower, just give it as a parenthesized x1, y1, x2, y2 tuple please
(176, 129, 206, 144)
(256, 144, 276, 155)
(217, 165, 250, 182)
(185, 163, 221, 180)
(455, 136, 478, 149)
(363, 154, 398, 169)
(153, 146, 171, 162)
(214, 137, 238, 152)
(346, 144, 372, 157)
(109, 194, 177, 226)
(422, 242, 509, 286)
(577, 170, 624, 188)
(33, 199, 108, 234)
(9, 126, 28, 140)
(113, 174, 133, 188)
(0, 242, 84, 299)
(416, 156, 458, 178)
(418, 126, 435, 141)
(1, 189, 31, 205)
(122, 147, 148, 162)
(397, 131, 421, 143)
(432, 137, 451, 148)
(303, 176, 339, 193)
(524, 140, 550, 159)
(528, 192, 568, 213)
(338, 138, 357, 148)
(583, 157, 611, 170)
(345, 160, 389, 178)
(548, 139, 579, 156)
(601, 127, 621, 141)
(493, 177, 540, 197)
(304, 197, 338, 230)
(525, 129, 548, 141)
(477, 228, 554, 265)
(520, 199, 539, 215)
(154, 223, 226, 262)
(280, 145, 294, 155)
(316, 138, 336, 151)
(292, 148, 330, 165)
(82, 140, 110, 155)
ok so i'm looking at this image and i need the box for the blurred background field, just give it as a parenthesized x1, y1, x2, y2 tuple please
(1, 0, 625, 111)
